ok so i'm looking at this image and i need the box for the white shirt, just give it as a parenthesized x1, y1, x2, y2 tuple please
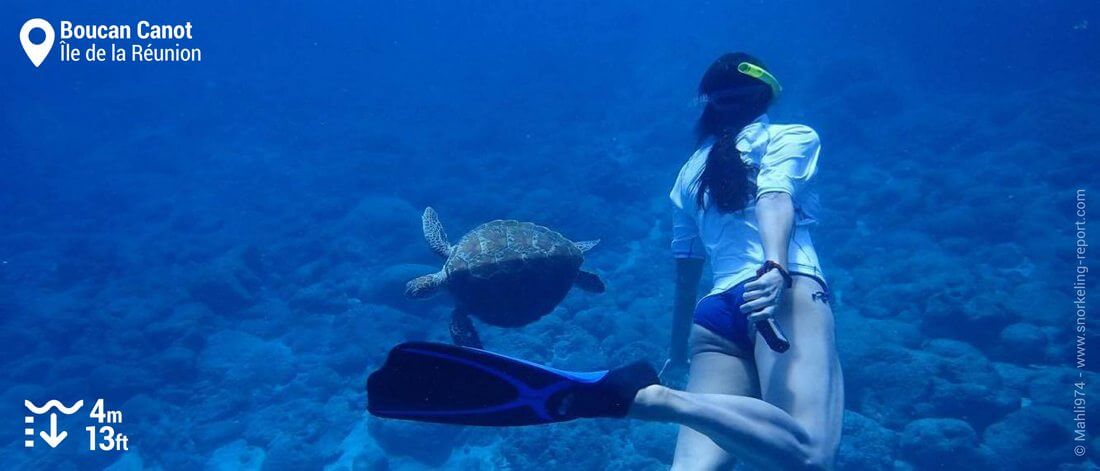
(670, 114, 825, 295)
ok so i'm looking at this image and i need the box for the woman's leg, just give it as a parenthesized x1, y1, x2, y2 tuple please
(754, 276, 844, 466)
(671, 326, 759, 471)
(632, 277, 843, 471)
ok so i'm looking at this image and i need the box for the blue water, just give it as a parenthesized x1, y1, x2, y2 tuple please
(2, 1, 1098, 469)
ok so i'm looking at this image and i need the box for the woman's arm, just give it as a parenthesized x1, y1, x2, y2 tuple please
(670, 257, 704, 365)
(756, 192, 794, 267)
(751, 124, 818, 272)
(669, 197, 704, 367)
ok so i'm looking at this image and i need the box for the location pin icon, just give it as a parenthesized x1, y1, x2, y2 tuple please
(20, 19, 55, 68)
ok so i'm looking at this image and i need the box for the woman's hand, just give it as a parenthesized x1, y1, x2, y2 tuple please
(740, 268, 787, 323)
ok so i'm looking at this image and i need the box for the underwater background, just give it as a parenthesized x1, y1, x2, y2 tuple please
(2, 0, 1099, 469)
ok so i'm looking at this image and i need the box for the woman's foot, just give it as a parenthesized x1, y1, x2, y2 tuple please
(629, 384, 675, 421)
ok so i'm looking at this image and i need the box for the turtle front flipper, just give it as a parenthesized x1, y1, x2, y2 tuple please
(574, 270, 606, 293)
(405, 271, 446, 299)
(450, 309, 484, 348)
(422, 207, 453, 259)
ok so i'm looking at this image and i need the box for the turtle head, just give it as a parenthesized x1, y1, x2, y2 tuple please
(405, 271, 445, 299)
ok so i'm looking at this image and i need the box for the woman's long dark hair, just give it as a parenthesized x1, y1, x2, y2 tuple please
(694, 53, 775, 213)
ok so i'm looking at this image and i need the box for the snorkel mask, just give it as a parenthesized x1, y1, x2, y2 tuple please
(698, 62, 782, 108)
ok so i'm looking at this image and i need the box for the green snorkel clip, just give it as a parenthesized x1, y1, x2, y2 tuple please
(737, 62, 782, 97)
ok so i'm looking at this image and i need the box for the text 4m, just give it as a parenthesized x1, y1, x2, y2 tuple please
(86, 399, 129, 452)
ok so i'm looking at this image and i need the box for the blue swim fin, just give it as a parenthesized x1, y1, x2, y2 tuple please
(367, 342, 658, 426)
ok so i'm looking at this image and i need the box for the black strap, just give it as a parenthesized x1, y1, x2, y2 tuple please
(757, 260, 793, 288)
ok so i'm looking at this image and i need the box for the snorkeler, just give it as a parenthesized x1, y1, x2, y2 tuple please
(660, 51, 843, 470)
(368, 53, 843, 470)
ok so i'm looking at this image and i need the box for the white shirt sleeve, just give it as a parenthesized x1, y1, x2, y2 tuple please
(671, 208, 704, 259)
(755, 125, 820, 199)
(669, 168, 706, 259)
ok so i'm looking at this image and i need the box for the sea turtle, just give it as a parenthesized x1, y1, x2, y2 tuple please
(405, 207, 605, 348)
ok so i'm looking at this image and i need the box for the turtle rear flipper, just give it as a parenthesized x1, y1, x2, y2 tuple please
(574, 270, 606, 293)
(422, 207, 452, 259)
(450, 309, 483, 348)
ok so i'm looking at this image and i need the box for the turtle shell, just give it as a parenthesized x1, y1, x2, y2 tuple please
(444, 220, 583, 326)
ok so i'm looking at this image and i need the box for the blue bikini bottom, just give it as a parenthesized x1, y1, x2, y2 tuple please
(692, 273, 828, 352)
